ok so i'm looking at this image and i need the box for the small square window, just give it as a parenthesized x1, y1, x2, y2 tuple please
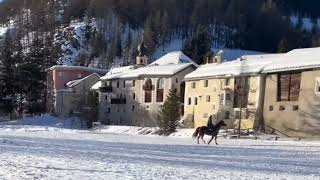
(192, 82, 196, 89)
(316, 78, 320, 93)
(204, 80, 208, 87)
(226, 93, 231, 100)
(188, 98, 192, 105)
(269, 105, 273, 111)
(279, 105, 285, 111)
(225, 111, 230, 119)
(206, 95, 211, 102)
(225, 78, 230, 86)
(213, 86, 217, 92)
(293, 105, 299, 111)
(203, 113, 208, 118)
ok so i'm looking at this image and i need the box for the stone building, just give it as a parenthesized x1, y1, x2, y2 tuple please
(46, 65, 107, 116)
(98, 51, 198, 126)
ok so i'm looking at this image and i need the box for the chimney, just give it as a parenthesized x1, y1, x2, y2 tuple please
(214, 50, 224, 64)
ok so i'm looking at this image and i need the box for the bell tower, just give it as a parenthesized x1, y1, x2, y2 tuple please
(136, 37, 148, 67)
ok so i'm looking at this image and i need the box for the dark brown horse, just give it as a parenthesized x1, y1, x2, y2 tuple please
(192, 121, 227, 145)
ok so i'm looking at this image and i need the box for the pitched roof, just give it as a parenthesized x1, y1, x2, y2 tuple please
(50, 65, 108, 74)
(149, 51, 198, 67)
(101, 52, 197, 80)
(185, 47, 320, 80)
(66, 73, 100, 88)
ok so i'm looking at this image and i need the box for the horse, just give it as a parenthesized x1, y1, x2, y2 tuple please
(192, 121, 227, 145)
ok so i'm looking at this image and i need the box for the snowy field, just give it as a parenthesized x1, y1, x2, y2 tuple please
(0, 116, 319, 180)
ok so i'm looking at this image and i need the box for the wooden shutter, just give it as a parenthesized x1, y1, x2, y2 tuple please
(289, 73, 301, 101)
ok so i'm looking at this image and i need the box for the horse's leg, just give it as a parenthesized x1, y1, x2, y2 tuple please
(197, 135, 200, 144)
(215, 135, 218, 145)
(201, 134, 206, 144)
(208, 135, 214, 145)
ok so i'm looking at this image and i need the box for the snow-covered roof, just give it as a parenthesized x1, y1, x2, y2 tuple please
(101, 52, 197, 80)
(102, 64, 193, 80)
(263, 47, 320, 73)
(66, 73, 100, 88)
(185, 47, 320, 80)
(185, 55, 274, 80)
(149, 51, 198, 67)
(91, 81, 102, 90)
(50, 65, 108, 74)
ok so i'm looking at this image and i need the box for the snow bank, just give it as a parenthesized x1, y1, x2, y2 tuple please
(0, 114, 82, 131)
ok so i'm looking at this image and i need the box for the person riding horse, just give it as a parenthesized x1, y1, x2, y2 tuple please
(207, 115, 214, 132)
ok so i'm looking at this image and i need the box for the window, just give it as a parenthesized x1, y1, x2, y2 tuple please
(176, 78, 179, 83)
(117, 81, 120, 88)
(107, 108, 111, 113)
(194, 97, 198, 105)
(269, 106, 273, 111)
(203, 113, 208, 118)
(132, 80, 136, 87)
(279, 105, 285, 111)
(206, 95, 211, 102)
(225, 111, 230, 119)
(204, 80, 209, 87)
(315, 78, 320, 93)
(277, 73, 301, 101)
(123, 81, 126, 88)
(77, 74, 82, 78)
(132, 105, 135, 111)
(213, 86, 217, 92)
(226, 93, 231, 100)
(293, 105, 299, 111)
(235, 111, 240, 119)
(225, 78, 230, 86)
(212, 104, 216, 110)
(157, 78, 164, 102)
(144, 78, 153, 103)
(123, 109, 126, 112)
(133, 93, 136, 100)
(188, 98, 192, 105)
(191, 82, 196, 89)
(220, 93, 224, 100)
(105, 95, 108, 101)
(58, 72, 63, 77)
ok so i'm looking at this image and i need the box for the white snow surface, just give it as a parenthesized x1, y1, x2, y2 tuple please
(0, 116, 319, 180)
(185, 47, 320, 79)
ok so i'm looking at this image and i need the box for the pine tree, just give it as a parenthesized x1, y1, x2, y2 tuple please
(0, 32, 18, 119)
(182, 26, 212, 64)
(159, 88, 181, 135)
(277, 38, 289, 53)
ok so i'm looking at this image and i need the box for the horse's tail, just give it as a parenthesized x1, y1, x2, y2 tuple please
(192, 127, 200, 138)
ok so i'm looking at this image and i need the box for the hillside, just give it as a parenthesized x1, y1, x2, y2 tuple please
(0, 0, 320, 117)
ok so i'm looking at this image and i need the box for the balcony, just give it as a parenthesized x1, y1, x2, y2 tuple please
(99, 86, 113, 93)
(111, 98, 127, 104)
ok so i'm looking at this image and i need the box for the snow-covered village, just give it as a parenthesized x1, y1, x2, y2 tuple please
(0, 0, 320, 180)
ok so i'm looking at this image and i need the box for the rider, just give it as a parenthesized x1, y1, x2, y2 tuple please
(207, 115, 214, 132)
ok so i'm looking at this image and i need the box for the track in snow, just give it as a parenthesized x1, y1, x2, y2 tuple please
(0, 131, 319, 180)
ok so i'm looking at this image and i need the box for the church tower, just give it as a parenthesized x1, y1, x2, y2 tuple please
(136, 37, 148, 67)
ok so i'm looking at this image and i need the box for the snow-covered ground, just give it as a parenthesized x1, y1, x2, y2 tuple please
(0, 116, 319, 180)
